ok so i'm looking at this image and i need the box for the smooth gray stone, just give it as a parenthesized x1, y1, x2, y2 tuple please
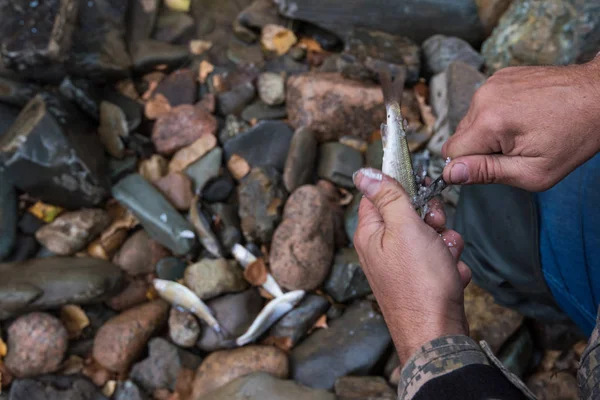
(127, 0, 161, 49)
(241, 100, 287, 122)
(344, 194, 361, 246)
(237, 0, 287, 30)
(227, 40, 265, 67)
(8, 375, 107, 400)
(202, 176, 235, 203)
(112, 174, 196, 255)
(114, 380, 149, 400)
(0, 175, 17, 260)
(132, 40, 190, 72)
(264, 55, 310, 76)
(0, 76, 39, 107)
(4, 234, 38, 263)
(0, 103, 21, 137)
(218, 114, 251, 144)
(283, 127, 317, 192)
(153, 10, 196, 44)
(269, 294, 330, 346)
(184, 147, 223, 193)
(317, 142, 363, 189)
(156, 257, 187, 281)
(217, 81, 256, 116)
(18, 212, 45, 236)
(366, 139, 383, 170)
(422, 34, 484, 75)
(291, 301, 391, 390)
(0, 257, 123, 320)
(58, 77, 100, 120)
(101, 90, 143, 132)
(207, 203, 242, 253)
(324, 248, 372, 303)
(108, 155, 139, 184)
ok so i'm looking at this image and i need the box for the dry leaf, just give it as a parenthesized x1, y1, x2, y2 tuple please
(28, 201, 64, 223)
(169, 134, 217, 173)
(0, 338, 6, 360)
(61, 355, 85, 375)
(102, 380, 117, 397)
(338, 187, 354, 206)
(313, 314, 328, 330)
(258, 287, 275, 300)
(189, 40, 213, 55)
(165, 0, 190, 11)
(198, 60, 215, 84)
(227, 154, 251, 181)
(415, 88, 436, 134)
(60, 305, 90, 339)
(244, 258, 268, 286)
(261, 24, 298, 55)
(297, 37, 323, 53)
(145, 93, 172, 120)
(262, 336, 294, 352)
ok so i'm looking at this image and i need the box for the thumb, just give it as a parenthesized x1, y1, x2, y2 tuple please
(442, 155, 523, 187)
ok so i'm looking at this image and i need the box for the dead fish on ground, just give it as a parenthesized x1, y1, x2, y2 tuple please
(231, 243, 284, 298)
(153, 279, 222, 333)
(189, 195, 223, 258)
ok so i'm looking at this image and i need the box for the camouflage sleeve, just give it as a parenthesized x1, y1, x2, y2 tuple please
(397, 335, 536, 400)
(578, 309, 600, 399)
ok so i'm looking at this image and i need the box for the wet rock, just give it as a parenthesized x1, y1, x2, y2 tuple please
(207, 203, 243, 252)
(154, 69, 197, 106)
(200, 372, 336, 400)
(184, 258, 248, 300)
(5, 235, 40, 262)
(131, 337, 202, 392)
(223, 121, 293, 173)
(289, 47, 307, 61)
(338, 28, 420, 84)
(93, 300, 169, 372)
(152, 104, 217, 155)
(127, 0, 160, 49)
(0, 76, 39, 108)
(98, 102, 127, 159)
(114, 380, 149, 400)
(58, 77, 100, 120)
(317, 180, 349, 248)
(105, 278, 149, 311)
(169, 308, 201, 348)
(283, 128, 318, 192)
(233, 19, 259, 43)
(0, 257, 123, 320)
(131, 40, 190, 71)
(498, 325, 533, 378)
(291, 301, 391, 389)
(238, 166, 287, 244)
(238, 0, 287, 30)
(18, 212, 45, 236)
(169, 134, 217, 173)
(265, 55, 310, 75)
(35, 209, 110, 256)
(476, 0, 514, 35)
(218, 115, 251, 144)
(241, 100, 287, 122)
(422, 35, 484, 75)
(0, 178, 17, 260)
(526, 371, 578, 400)
(138, 154, 168, 182)
(113, 230, 166, 276)
(227, 40, 266, 67)
(8, 375, 107, 400)
(270, 185, 334, 291)
(257, 72, 286, 106)
(153, 10, 196, 43)
(5, 312, 68, 378)
(287, 73, 385, 142)
(202, 177, 235, 203)
(0, 93, 109, 209)
(113, 174, 196, 256)
(190, 345, 288, 398)
(325, 248, 371, 303)
(154, 172, 194, 211)
(184, 147, 223, 192)
(366, 139, 383, 170)
(127, 134, 155, 159)
(334, 376, 395, 399)
(464, 283, 524, 353)
(269, 294, 330, 347)
(156, 257, 187, 281)
(317, 143, 363, 189)
(216, 81, 256, 116)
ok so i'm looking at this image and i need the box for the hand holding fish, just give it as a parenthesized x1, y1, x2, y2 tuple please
(443, 58, 600, 191)
(352, 168, 471, 363)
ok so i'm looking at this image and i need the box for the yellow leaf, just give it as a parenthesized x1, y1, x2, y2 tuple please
(28, 201, 64, 223)
(60, 305, 90, 339)
(165, 0, 190, 12)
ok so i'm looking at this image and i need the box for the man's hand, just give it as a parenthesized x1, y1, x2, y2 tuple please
(353, 168, 471, 363)
(442, 59, 600, 191)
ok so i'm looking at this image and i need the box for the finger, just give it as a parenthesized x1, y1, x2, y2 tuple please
(355, 196, 384, 246)
(442, 154, 526, 187)
(442, 120, 501, 160)
(440, 229, 464, 261)
(424, 197, 446, 232)
(457, 261, 472, 289)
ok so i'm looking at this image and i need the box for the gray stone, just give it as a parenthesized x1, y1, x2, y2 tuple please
(208, 203, 243, 253)
(18, 212, 45, 236)
(8, 375, 107, 400)
(334, 376, 395, 399)
(202, 176, 235, 203)
(0, 176, 17, 260)
(0, 257, 123, 320)
(233, 19, 259, 43)
(422, 34, 484, 75)
(498, 326, 534, 379)
(269, 294, 330, 347)
(127, 0, 160, 49)
(217, 81, 256, 116)
(112, 174, 196, 256)
(223, 120, 294, 172)
(317, 143, 363, 189)
(324, 248, 372, 303)
(132, 39, 189, 72)
(153, 10, 196, 43)
(101, 89, 143, 133)
(98, 102, 128, 158)
(5, 235, 40, 262)
(366, 139, 383, 170)
(241, 100, 287, 122)
(237, 0, 287, 30)
(0, 93, 109, 209)
(130, 337, 202, 392)
(218, 114, 251, 144)
(257, 72, 286, 106)
(184, 258, 248, 300)
(154, 69, 197, 107)
(197, 288, 264, 351)
(184, 147, 223, 192)
(108, 155, 138, 184)
(199, 372, 336, 400)
(169, 308, 201, 348)
(156, 257, 187, 281)
(290, 301, 391, 389)
(58, 77, 99, 120)
(227, 41, 265, 67)
(265, 55, 310, 76)
(0, 76, 40, 107)
(114, 380, 149, 400)
(283, 127, 318, 192)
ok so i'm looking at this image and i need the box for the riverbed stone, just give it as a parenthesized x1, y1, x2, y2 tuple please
(241, 100, 287, 122)
(283, 127, 317, 192)
(0, 177, 17, 260)
(105, 277, 150, 311)
(334, 376, 395, 399)
(114, 380, 149, 400)
(112, 230, 167, 276)
(216, 81, 256, 116)
(98, 101, 128, 159)
(207, 203, 243, 252)
(127, 0, 160, 49)
(324, 248, 372, 303)
(269, 294, 330, 347)
(257, 72, 286, 105)
(184, 147, 223, 192)
(423, 34, 484, 75)
(152, 105, 217, 155)
(154, 69, 197, 106)
(202, 177, 235, 203)
(169, 308, 201, 348)
(153, 172, 194, 211)
(8, 375, 107, 400)
(317, 142, 363, 189)
(156, 257, 187, 281)
(168, 134, 217, 173)
(131, 39, 190, 71)
(153, 9, 196, 44)
(184, 258, 247, 300)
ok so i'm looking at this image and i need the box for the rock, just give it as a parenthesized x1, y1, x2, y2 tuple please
(334, 376, 395, 399)
(112, 174, 196, 256)
(269, 294, 330, 347)
(57, 77, 99, 120)
(0, 177, 17, 260)
(113, 230, 168, 276)
(93, 300, 169, 372)
(526, 371, 579, 400)
(35, 209, 110, 256)
(227, 40, 266, 67)
(338, 28, 420, 84)
(223, 121, 294, 172)
(169, 308, 201, 347)
(289, 47, 306, 61)
(241, 100, 287, 122)
(0, 93, 109, 209)
(238, 166, 287, 244)
(464, 282, 524, 353)
(202, 177, 235, 203)
(422, 35, 484, 75)
(114, 380, 149, 400)
(0, 257, 123, 320)
(498, 325, 533, 378)
(190, 345, 288, 398)
(17, 212, 45, 236)
(207, 203, 243, 253)
(4, 235, 40, 262)
(130, 337, 202, 392)
(238, 0, 287, 30)
(183, 147, 223, 192)
(156, 257, 187, 281)
(98, 102, 128, 159)
(154, 69, 197, 106)
(257, 72, 286, 106)
(317, 180, 348, 248)
(265, 54, 310, 75)
(366, 139, 383, 170)
(127, 0, 160, 49)
(196, 288, 263, 351)
(324, 248, 372, 303)
(0, 77, 39, 108)
(8, 375, 107, 400)
(138, 155, 168, 182)
(275, 0, 484, 45)
(291, 301, 391, 389)
(270, 185, 334, 291)
(216, 81, 256, 116)
(5, 312, 68, 378)
(184, 258, 248, 300)
(218, 115, 251, 144)
(283, 128, 318, 192)
(105, 278, 149, 311)
(152, 104, 217, 155)
(476, 0, 514, 35)
(169, 134, 217, 173)
(153, 10, 196, 43)
(153, 172, 194, 211)
(317, 143, 363, 189)
(287, 73, 385, 142)
(198, 372, 336, 400)
(132, 40, 190, 71)
(233, 19, 258, 43)
(261, 24, 298, 56)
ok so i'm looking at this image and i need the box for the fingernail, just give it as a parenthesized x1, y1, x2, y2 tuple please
(449, 163, 468, 184)
(353, 168, 383, 197)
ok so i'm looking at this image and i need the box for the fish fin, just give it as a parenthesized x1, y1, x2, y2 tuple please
(380, 123, 388, 148)
(379, 69, 405, 107)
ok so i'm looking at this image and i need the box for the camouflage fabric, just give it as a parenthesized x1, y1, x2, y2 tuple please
(578, 308, 600, 399)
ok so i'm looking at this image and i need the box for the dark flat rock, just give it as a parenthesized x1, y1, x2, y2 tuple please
(0, 174, 17, 260)
(269, 294, 330, 347)
(8, 375, 107, 400)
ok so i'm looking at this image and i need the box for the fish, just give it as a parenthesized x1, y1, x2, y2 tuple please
(236, 290, 305, 346)
(152, 279, 222, 333)
(412, 175, 448, 210)
(231, 243, 284, 298)
(189, 195, 223, 258)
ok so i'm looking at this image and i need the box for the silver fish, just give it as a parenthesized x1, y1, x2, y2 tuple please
(231, 243, 284, 298)
(189, 195, 223, 258)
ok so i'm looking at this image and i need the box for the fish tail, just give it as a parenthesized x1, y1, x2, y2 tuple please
(379, 69, 405, 107)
